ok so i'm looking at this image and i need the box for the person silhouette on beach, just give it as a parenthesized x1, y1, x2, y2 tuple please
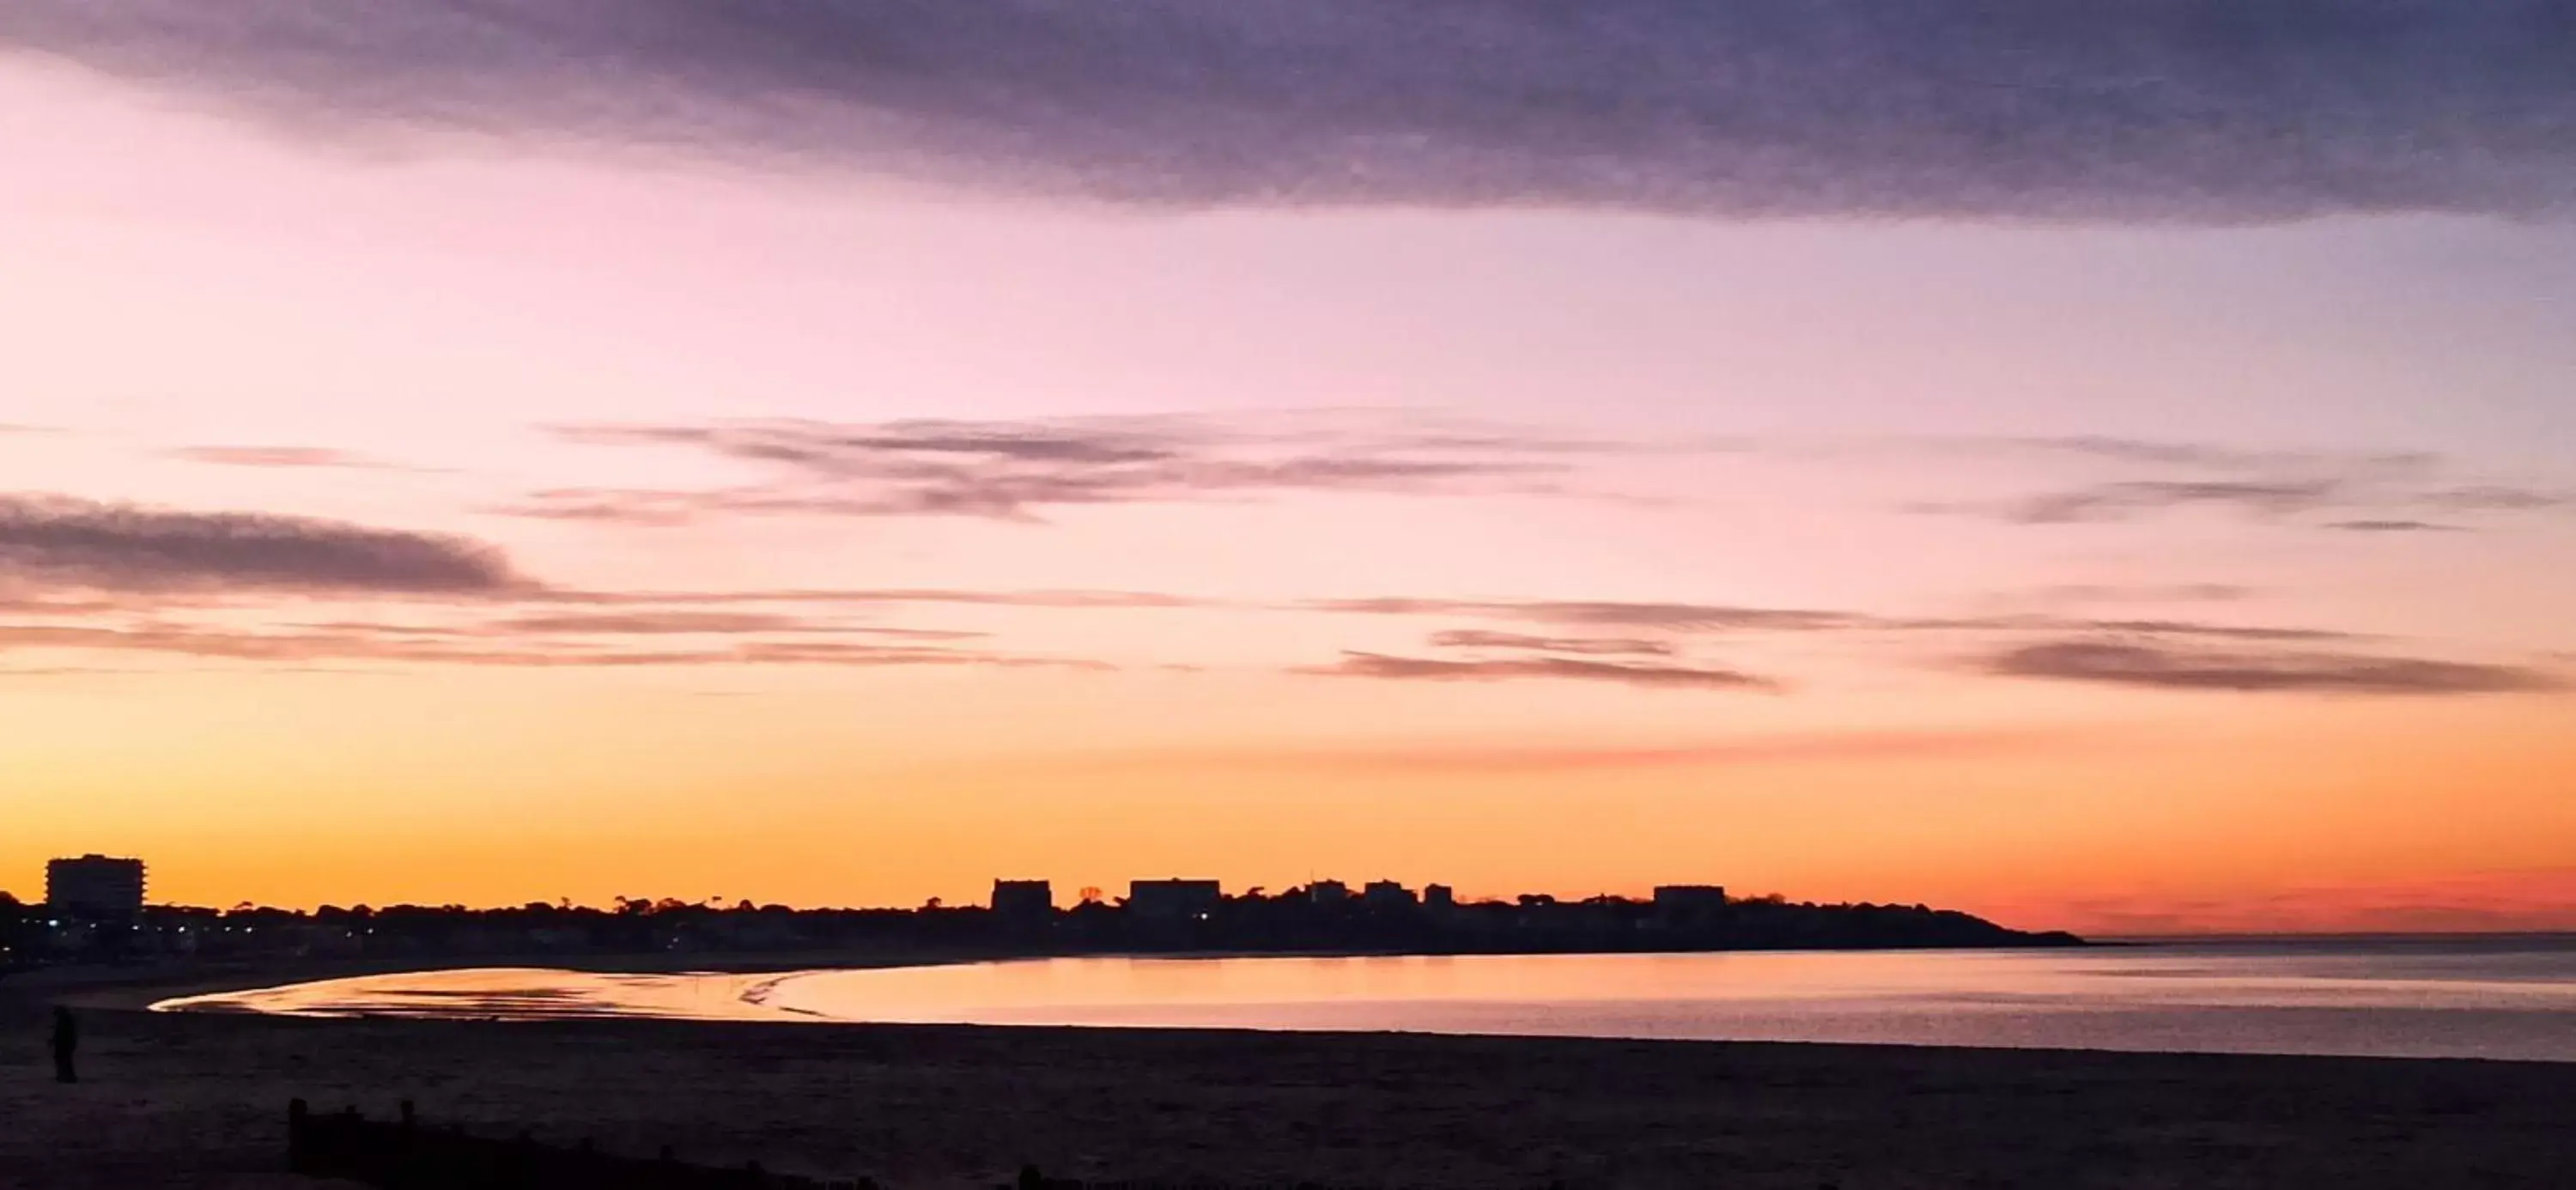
(50, 1006, 78, 1084)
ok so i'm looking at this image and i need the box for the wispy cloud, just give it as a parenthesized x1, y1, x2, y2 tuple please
(511, 585, 2352, 652)
(519, 421, 2563, 533)
(1315, 598, 1862, 633)
(0, 622, 1103, 672)
(1983, 480, 2347, 525)
(1427, 629, 1675, 658)
(2324, 519, 2467, 534)
(0, 665, 155, 679)
(0, 591, 140, 616)
(1303, 651, 1779, 692)
(2030, 619, 2355, 644)
(0, 493, 524, 594)
(0, 492, 2453, 697)
(533, 586, 1210, 611)
(1913, 438, 2562, 529)
(4, 2, 2569, 222)
(518, 415, 1639, 525)
(1062, 728, 2099, 777)
(484, 610, 984, 641)
(2010, 583, 2257, 606)
(2008, 437, 2436, 474)
(1983, 640, 2561, 695)
(164, 446, 428, 471)
(1319, 596, 2357, 643)
(1933, 477, 2567, 528)
(2422, 485, 2569, 513)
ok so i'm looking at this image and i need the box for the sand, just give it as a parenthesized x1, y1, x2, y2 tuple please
(5, 964, 2574, 1189)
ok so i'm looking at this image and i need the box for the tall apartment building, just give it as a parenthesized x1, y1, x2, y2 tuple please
(991, 879, 1054, 920)
(46, 854, 147, 919)
(1652, 884, 1730, 920)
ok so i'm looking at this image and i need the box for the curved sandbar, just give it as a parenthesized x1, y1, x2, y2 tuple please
(154, 967, 805, 1021)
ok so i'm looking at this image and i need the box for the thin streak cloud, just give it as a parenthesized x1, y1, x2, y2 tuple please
(2008, 438, 2438, 474)
(164, 446, 426, 472)
(1996, 481, 2347, 525)
(0, 623, 1103, 672)
(1319, 596, 2358, 643)
(1984, 641, 2561, 696)
(1303, 651, 1779, 693)
(532, 587, 1209, 611)
(519, 415, 1637, 525)
(1059, 728, 2099, 777)
(486, 611, 984, 641)
(2324, 519, 2467, 534)
(2424, 486, 2570, 513)
(1427, 629, 1677, 658)
(2010, 584, 2257, 606)
(1315, 598, 1862, 633)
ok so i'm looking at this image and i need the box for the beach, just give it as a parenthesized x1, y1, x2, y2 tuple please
(7, 965, 2576, 1189)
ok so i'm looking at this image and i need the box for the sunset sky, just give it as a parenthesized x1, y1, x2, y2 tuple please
(3, 3, 2572, 934)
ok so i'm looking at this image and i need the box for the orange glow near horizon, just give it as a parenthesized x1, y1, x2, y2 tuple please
(5, 664, 2572, 935)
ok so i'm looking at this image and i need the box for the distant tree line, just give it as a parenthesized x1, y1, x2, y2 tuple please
(1, 885, 2077, 974)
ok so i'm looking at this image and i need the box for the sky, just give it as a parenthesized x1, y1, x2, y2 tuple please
(3, 3, 2572, 934)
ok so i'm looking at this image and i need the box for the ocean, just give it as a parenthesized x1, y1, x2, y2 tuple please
(157, 936, 2576, 1062)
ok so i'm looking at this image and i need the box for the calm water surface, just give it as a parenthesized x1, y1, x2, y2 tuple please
(156, 938, 2576, 1062)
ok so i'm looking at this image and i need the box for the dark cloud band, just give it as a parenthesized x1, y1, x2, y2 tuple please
(0, 493, 522, 594)
(6, 1, 2570, 222)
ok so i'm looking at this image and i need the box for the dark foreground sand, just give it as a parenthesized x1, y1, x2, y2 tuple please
(5, 973, 2575, 1190)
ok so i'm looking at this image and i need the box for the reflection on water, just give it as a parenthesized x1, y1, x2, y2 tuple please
(155, 938, 2576, 1062)
(155, 968, 798, 1022)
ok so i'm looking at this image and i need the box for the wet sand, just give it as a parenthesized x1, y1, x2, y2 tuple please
(6, 967, 2575, 1189)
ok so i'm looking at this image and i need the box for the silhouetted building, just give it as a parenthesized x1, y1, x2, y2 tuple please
(1309, 880, 1351, 905)
(1424, 884, 1457, 909)
(46, 855, 145, 919)
(1128, 878, 1222, 920)
(991, 880, 1054, 920)
(1653, 885, 1730, 919)
(1364, 880, 1419, 908)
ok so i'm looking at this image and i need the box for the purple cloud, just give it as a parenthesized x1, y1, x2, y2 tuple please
(517, 415, 1630, 525)
(1985, 640, 2559, 695)
(0, 493, 523, 595)
(2, 2, 2568, 222)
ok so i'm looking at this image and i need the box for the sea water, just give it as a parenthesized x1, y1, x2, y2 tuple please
(156, 936, 2576, 1062)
